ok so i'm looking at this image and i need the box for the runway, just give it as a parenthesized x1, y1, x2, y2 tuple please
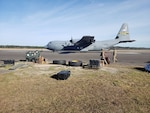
(0, 49, 150, 66)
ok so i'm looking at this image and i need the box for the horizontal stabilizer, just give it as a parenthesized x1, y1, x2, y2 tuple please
(119, 40, 135, 43)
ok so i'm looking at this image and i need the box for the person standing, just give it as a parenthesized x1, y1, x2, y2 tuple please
(100, 49, 105, 60)
(100, 49, 108, 64)
(113, 48, 117, 63)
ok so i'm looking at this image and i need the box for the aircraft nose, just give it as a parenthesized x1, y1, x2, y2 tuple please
(45, 42, 55, 50)
(44, 44, 48, 49)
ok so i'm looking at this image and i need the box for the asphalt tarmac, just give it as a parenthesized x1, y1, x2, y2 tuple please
(0, 49, 150, 66)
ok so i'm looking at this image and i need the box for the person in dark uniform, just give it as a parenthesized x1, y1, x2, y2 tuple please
(100, 49, 108, 64)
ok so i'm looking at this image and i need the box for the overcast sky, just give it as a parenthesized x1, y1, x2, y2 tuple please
(0, 0, 150, 47)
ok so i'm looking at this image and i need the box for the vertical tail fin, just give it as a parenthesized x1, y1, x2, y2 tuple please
(115, 23, 135, 43)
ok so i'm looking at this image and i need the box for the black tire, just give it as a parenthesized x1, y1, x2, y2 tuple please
(3, 60, 15, 65)
(68, 60, 82, 66)
(53, 60, 66, 65)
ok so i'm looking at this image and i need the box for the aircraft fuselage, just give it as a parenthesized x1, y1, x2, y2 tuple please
(45, 23, 135, 51)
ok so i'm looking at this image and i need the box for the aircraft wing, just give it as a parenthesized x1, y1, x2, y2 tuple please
(63, 36, 95, 50)
(74, 36, 95, 48)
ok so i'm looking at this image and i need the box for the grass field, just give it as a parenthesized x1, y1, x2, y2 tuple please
(0, 63, 150, 113)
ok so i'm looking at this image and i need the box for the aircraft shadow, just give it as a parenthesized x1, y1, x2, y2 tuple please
(59, 51, 76, 54)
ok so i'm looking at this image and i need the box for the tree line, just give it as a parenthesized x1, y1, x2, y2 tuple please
(0, 45, 44, 49)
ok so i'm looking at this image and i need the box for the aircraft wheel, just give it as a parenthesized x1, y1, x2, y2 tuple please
(68, 60, 82, 66)
(53, 60, 66, 65)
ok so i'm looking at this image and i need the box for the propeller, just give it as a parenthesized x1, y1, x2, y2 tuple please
(70, 36, 74, 44)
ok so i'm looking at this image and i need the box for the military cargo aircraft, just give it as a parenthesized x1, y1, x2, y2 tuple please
(45, 23, 135, 51)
